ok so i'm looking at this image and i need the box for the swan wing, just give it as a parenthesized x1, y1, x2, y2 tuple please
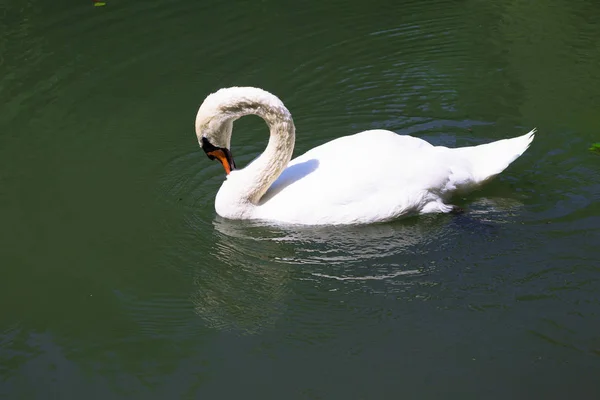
(256, 129, 534, 225)
(257, 130, 452, 223)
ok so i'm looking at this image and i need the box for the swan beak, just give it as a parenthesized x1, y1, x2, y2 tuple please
(201, 137, 236, 175)
(207, 148, 235, 175)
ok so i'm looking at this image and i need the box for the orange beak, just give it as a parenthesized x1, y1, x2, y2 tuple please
(201, 137, 236, 175)
(207, 148, 234, 175)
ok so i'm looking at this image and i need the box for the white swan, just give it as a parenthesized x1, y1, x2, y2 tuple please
(195, 87, 535, 225)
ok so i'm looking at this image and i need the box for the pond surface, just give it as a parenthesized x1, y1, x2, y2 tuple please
(1, 0, 599, 398)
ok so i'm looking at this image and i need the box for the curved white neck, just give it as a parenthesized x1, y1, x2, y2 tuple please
(214, 88, 295, 210)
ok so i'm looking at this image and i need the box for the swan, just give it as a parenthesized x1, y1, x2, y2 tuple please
(195, 87, 535, 225)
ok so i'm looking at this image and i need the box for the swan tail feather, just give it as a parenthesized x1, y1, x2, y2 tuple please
(459, 128, 536, 185)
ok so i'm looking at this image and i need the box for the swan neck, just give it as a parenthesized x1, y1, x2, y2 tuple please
(207, 88, 296, 215)
(242, 110, 295, 204)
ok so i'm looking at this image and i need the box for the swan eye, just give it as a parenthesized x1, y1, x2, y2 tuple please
(201, 136, 217, 151)
(201, 137, 221, 160)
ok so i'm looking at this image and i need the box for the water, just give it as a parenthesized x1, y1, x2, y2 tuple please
(1, 0, 600, 398)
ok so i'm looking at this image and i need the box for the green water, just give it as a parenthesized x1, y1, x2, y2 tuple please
(1, 0, 600, 398)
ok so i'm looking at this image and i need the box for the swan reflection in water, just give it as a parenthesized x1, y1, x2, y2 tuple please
(187, 195, 525, 333)
(188, 214, 444, 334)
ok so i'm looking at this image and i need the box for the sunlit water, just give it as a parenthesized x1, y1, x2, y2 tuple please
(1, 0, 600, 398)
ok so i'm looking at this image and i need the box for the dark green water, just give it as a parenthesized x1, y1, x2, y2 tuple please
(1, 0, 600, 398)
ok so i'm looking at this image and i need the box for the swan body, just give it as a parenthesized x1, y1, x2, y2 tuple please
(195, 87, 535, 225)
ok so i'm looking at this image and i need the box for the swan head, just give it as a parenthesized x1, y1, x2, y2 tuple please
(195, 91, 238, 175)
(195, 86, 293, 177)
